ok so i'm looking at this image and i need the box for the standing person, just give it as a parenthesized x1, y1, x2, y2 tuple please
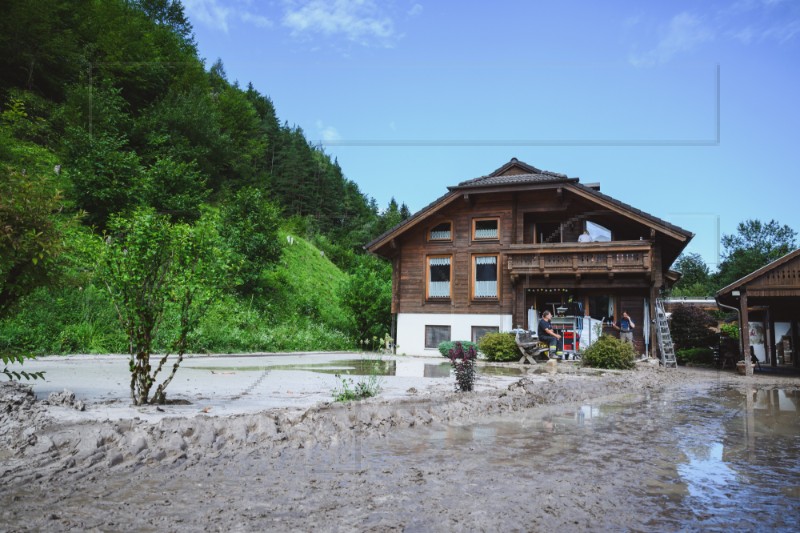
(613, 311, 635, 345)
(538, 310, 563, 358)
(578, 230, 591, 242)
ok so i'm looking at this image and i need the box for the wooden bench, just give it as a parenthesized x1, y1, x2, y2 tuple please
(515, 331, 550, 364)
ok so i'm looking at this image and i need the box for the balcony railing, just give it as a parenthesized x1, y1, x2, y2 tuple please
(506, 241, 652, 275)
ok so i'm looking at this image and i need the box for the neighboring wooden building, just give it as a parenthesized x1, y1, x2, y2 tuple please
(367, 158, 693, 356)
(716, 248, 800, 372)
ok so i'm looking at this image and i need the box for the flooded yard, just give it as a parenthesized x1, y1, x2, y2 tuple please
(2, 365, 798, 531)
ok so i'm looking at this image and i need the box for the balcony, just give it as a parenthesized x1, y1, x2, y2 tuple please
(506, 240, 653, 276)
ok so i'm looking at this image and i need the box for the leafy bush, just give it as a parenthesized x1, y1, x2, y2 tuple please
(669, 304, 717, 351)
(676, 347, 715, 366)
(478, 333, 518, 362)
(581, 334, 636, 370)
(340, 255, 391, 342)
(720, 322, 739, 340)
(448, 342, 477, 392)
(438, 340, 478, 358)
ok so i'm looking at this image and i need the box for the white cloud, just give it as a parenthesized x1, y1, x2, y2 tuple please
(316, 120, 342, 141)
(240, 11, 274, 29)
(183, 0, 272, 33)
(408, 4, 423, 17)
(282, 0, 395, 45)
(720, 0, 800, 44)
(629, 12, 714, 67)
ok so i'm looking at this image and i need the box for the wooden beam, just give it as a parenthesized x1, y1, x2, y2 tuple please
(741, 292, 752, 376)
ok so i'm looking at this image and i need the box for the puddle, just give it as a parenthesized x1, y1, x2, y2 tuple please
(185, 358, 529, 379)
(185, 359, 399, 376)
(365, 384, 800, 530)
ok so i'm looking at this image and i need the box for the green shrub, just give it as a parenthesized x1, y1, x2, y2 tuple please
(676, 347, 715, 366)
(438, 340, 478, 358)
(581, 335, 636, 370)
(669, 304, 717, 351)
(720, 323, 739, 340)
(478, 333, 518, 362)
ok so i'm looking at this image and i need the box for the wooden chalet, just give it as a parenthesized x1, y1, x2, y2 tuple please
(716, 248, 800, 373)
(367, 158, 693, 356)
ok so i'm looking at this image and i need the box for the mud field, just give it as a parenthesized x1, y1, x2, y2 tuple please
(2, 362, 799, 532)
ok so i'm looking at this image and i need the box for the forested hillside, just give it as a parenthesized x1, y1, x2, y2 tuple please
(0, 0, 404, 357)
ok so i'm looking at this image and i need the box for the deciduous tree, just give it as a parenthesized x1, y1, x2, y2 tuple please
(100, 208, 230, 404)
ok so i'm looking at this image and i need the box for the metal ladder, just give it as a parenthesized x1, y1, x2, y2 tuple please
(655, 299, 677, 368)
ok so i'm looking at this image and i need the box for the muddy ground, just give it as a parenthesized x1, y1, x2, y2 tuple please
(2, 364, 798, 532)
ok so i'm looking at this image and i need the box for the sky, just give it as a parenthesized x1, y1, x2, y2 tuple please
(182, 0, 800, 270)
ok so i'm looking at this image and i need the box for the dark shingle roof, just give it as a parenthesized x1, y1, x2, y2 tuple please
(451, 172, 573, 190)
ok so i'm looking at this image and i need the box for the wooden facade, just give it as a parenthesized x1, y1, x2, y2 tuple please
(368, 159, 693, 356)
(716, 248, 800, 374)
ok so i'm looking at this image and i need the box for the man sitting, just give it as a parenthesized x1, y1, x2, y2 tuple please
(537, 310, 563, 359)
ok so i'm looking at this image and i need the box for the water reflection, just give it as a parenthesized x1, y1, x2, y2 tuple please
(375, 384, 800, 530)
(186, 358, 530, 379)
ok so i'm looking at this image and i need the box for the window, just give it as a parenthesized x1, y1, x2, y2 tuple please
(427, 255, 451, 299)
(472, 326, 499, 344)
(429, 221, 452, 241)
(473, 255, 498, 299)
(588, 294, 613, 321)
(473, 218, 499, 240)
(425, 325, 451, 348)
(586, 220, 611, 242)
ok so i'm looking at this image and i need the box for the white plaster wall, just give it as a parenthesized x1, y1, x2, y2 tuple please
(396, 313, 513, 356)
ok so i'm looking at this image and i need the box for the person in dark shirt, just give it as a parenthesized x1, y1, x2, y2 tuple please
(612, 311, 635, 345)
(537, 310, 563, 358)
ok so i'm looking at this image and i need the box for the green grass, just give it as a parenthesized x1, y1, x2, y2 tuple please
(0, 227, 358, 355)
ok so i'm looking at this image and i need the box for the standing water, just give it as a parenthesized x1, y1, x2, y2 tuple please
(360, 384, 800, 531)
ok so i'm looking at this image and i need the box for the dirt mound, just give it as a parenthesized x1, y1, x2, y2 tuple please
(0, 366, 676, 483)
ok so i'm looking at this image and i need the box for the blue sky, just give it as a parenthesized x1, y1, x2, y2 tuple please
(183, 0, 800, 269)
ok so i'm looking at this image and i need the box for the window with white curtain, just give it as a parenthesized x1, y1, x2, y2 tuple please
(429, 222, 452, 241)
(473, 218, 499, 240)
(474, 255, 498, 298)
(428, 256, 451, 298)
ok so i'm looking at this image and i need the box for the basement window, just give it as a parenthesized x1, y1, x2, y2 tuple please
(425, 325, 451, 349)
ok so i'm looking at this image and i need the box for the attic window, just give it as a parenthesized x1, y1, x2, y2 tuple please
(429, 222, 452, 241)
(586, 221, 611, 242)
(473, 218, 499, 240)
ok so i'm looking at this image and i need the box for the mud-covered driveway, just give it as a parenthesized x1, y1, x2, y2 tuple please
(2, 364, 799, 531)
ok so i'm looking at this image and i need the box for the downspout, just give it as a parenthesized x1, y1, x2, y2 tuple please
(715, 297, 743, 359)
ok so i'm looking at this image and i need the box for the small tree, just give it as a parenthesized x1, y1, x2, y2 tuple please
(340, 255, 391, 341)
(0, 161, 67, 380)
(100, 208, 229, 405)
(669, 304, 717, 351)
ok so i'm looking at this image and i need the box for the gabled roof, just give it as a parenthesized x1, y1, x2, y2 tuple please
(716, 247, 800, 298)
(451, 158, 573, 190)
(366, 158, 693, 254)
